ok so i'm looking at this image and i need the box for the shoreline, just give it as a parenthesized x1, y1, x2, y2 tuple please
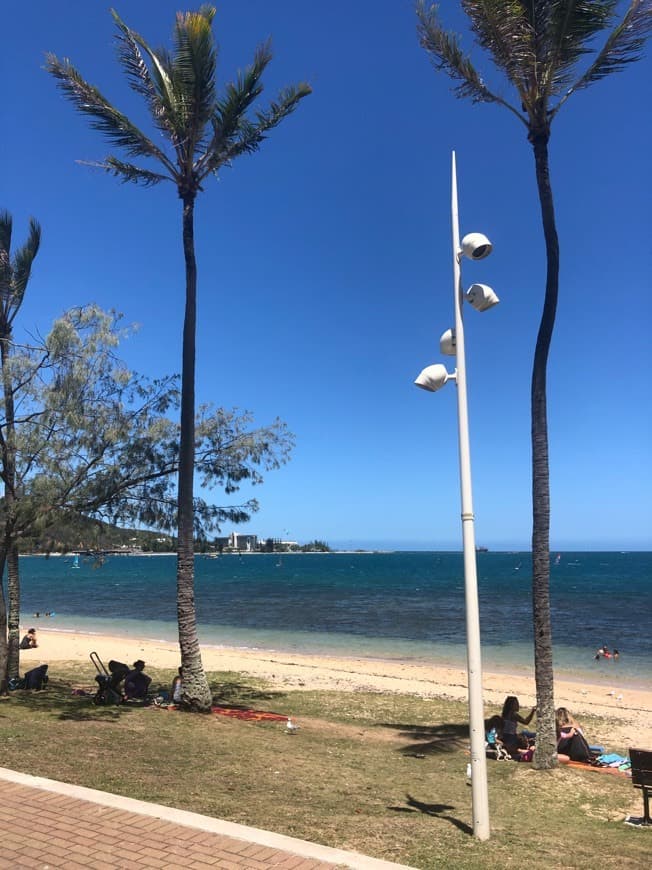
(22, 627, 652, 750)
(23, 618, 649, 691)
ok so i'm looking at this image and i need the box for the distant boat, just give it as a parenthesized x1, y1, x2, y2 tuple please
(554, 553, 561, 566)
(71, 554, 80, 569)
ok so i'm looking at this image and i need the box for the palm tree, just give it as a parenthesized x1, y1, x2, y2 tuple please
(416, 0, 651, 766)
(0, 211, 41, 688)
(47, 7, 310, 710)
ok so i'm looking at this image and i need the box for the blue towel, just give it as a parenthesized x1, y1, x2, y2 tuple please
(596, 753, 627, 765)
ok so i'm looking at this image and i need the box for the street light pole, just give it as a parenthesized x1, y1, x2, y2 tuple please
(414, 151, 497, 839)
(450, 151, 490, 840)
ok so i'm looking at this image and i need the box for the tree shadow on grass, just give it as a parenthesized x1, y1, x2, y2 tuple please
(210, 680, 287, 708)
(377, 721, 470, 756)
(388, 793, 473, 835)
(8, 680, 135, 722)
(58, 706, 127, 721)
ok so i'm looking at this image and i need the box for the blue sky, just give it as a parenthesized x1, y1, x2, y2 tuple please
(4, 2, 651, 550)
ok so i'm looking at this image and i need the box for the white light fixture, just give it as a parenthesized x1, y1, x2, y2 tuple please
(460, 232, 492, 261)
(466, 283, 500, 312)
(439, 328, 456, 356)
(414, 363, 452, 393)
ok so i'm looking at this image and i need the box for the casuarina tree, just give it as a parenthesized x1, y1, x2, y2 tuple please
(0, 303, 294, 695)
(47, 7, 311, 710)
(416, 0, 651, 766)
(0, 211, 41, 689)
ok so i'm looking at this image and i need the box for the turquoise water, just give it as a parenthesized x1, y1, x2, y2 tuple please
(18, 551, 651, 687)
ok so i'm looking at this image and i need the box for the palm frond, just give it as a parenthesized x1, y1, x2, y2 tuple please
(461, 0, 537, 96)
(204, 82, 311, 177)
(538, 0, 617, 96)
(110, 8, 178, 129)
(0, 214, 40, 322)
(416, 2, 524, 121)
(81, 157, 171, 187)
(46, 53, 173, 169)
(196, 40, 272, 178)
(195, 41, 276, 178)
(0, 211, 12, 264)
(0, 211, 13, 302)
(170, 6, 217, 138)
(10, 219, 41, 304)
(110, 8, 177, 142)
(555, 0, 652, 109)
(252, 83, 313, 139)
(218, 40, 273, 130)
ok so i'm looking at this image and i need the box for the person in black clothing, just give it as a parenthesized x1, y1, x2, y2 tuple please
(556, 707, 591, 762)
(19, 628, 38, 649)
(123, 660, 151, 700)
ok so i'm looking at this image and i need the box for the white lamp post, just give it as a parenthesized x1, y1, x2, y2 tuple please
(414, 151, 498, 841)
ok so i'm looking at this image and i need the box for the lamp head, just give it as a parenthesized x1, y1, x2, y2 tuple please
(460, 232, 492, 261)
(439, 328, 456, 356)
(466, 283, 500, 312)
(414, 364, 452, 393)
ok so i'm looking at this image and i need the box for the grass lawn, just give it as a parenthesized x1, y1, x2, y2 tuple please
(0, 662, 647, 869)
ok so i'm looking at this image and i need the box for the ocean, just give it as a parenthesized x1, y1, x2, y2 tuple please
(18, 551, 651, 688)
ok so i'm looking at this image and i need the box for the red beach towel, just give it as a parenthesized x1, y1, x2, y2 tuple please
(566, 761, 630, 778)
(210, 705, 288, 722)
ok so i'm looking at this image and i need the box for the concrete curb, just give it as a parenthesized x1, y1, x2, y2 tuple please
(0, 767, 418, 869)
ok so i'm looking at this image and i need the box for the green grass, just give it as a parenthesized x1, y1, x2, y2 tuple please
(0, 663, 647, 869)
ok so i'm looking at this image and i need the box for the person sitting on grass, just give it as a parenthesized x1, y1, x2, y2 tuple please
(19, 628, 38, 649)
(515, 733, 535, 762)
(171, 667, 183, 704)
(485, 714, 512, 760)
(123, 660, 152, 700)
(555, 707, 591, 763)
(501, 695, 536, 758)
(485, 715, 503, 746)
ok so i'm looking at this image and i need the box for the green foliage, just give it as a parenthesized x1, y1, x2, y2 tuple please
(416, 1, 652, 131)
(16, 514, 174, 555)
(0, 211, 41, 319)
(46, 6, 311, 195)
(0, 305, 294, 542)
(299, 540, 331, 552)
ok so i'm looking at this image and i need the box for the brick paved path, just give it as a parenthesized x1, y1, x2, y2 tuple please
(0, 779, 334, 869)
(0, 771, 415, 870)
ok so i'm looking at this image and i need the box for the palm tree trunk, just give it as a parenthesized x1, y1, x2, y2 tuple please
(529, 130, 559, 769)
(176, 194, 212, 712)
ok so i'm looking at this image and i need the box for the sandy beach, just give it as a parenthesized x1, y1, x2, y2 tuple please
(21, 627, 651, 750)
